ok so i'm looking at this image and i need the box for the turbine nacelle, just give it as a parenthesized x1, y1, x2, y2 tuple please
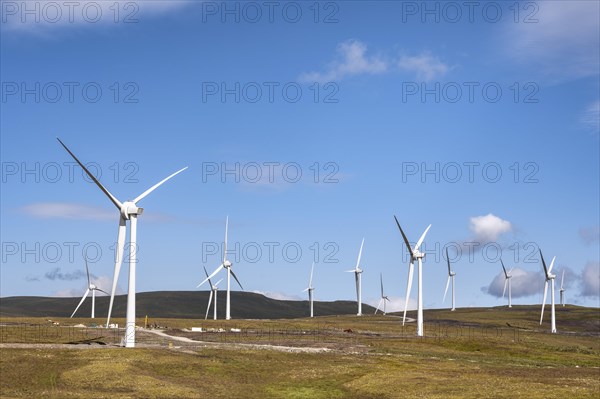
(224, 260, 232, 268)
(121, 201, 143, 219)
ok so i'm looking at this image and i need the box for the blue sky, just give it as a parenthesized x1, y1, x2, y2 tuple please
(1, 0, 599, 313)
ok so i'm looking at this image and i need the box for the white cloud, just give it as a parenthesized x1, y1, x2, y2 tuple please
(580, 100, 600, 134)
(367, 296, 417, 313)
(483, 267, 543, 298)
(580, 261, 600, 297)
(300, 40, 388, 83)
(579, 225, 600, 245)
(252, 290, 302, 301)
(398, 52, 449, 82)
(20, 202, 114, 221)
(2, 1, 190, 34)
(506, 1, 600, 82)
(299, 40, 449, 83)
(469, 213, 512, 242)
(20, 202, 174, 222)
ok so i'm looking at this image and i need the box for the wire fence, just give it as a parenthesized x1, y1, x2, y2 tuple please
(0, 323, 122, 345)
(0, 322, 526, 346)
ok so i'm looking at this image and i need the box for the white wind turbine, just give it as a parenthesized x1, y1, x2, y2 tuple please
(70, 256, 109, 319)
(394, 215, 431, 337)
(345, 238, 365, 316)
(500, 259, 513, 308)
(303, 262, 315, 318)
(539, 249, 557, 334)
(58, 138, 187, 347)
(197, 216, 243, 320)
(202, 266, 223, 320)
(442, 248, 456, 311)
(374, 273, 390, 315)
(559, 270, 566, 307)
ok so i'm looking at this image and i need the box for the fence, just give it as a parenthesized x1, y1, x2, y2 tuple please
(0, 323, 122, 345)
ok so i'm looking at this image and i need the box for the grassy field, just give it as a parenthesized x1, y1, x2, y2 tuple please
(1, 305, 598, 398)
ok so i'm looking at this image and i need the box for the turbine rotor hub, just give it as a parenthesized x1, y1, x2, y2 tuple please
(120, 201, 143, 219)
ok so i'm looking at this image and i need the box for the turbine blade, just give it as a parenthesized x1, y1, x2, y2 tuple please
(502, 279, 508, 299)
(309, 262, 314, 287)
(394, 215, 413, 255)
(446, 247, 451, 275)
(223, 216, 228, 263)
(214, 279, 223, 287)
(106, 216, 126, 327)
(560, 269, 565, 290)
(84, 257, 90, 286)
(197, 264, 224, 288)
(414, 224, 432, 252)
(70, 288, 90, 318)
(548, 256, 556, 274)
(132, 166, 188, 204)
(508, 267, 513, 277)
(355, 238, 364, 270)
(539, 249, 549, 277)
(96, 288, 110, 295)
(374, 298, 383, 315)
(203, 266, 213, 288)
(403, 261, 414, 325)
(57, 138, 122, 210)
(500, 259, 508, 278)
(540, 281, 548, 324)
(380, 273, 384, 297)
(443, 276, 451, 303)
(205, 290, 213, 320)
(230, 269, 244, 290)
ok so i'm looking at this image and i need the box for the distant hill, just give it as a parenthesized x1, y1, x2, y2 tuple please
(0, 291, 376, 319)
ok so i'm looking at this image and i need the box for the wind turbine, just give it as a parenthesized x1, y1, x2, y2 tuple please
(197, 216, 243, 320)
(345, 238, 364, 316)
(202, 266, 223, 320)
(70, 256, 109, 318)
(374, 273, 390, 315)
(500, 259, 513, 308)
(394, 216, 431, 337)
(559, 270, 566, 307)
(303, 262, 315, 318)
(57, 138, 187, 347)
(442, 248, 456, 311)
(539, 249, 557, 333)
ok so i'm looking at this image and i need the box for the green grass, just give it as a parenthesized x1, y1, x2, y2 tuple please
(1, 305, 599, 398)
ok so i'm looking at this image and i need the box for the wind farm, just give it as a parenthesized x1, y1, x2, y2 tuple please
(2, 1, 599, 397)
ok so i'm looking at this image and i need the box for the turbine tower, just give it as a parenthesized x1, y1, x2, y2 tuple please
(58, 138, 187, 348)
(442, 248, 456, 311)
(198, 217, 243, 320)
(539, 249, 557, 334)
(202, 266, 222, 320)
(394, 216, 431, 337)
(303, 262, 315, 317)
(559, 270, 566, 307)
(374, 273, 390, 315)
(345, 238, 364, 316)
(500, 259, 513, 308)
(70, 255, 109, 319)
